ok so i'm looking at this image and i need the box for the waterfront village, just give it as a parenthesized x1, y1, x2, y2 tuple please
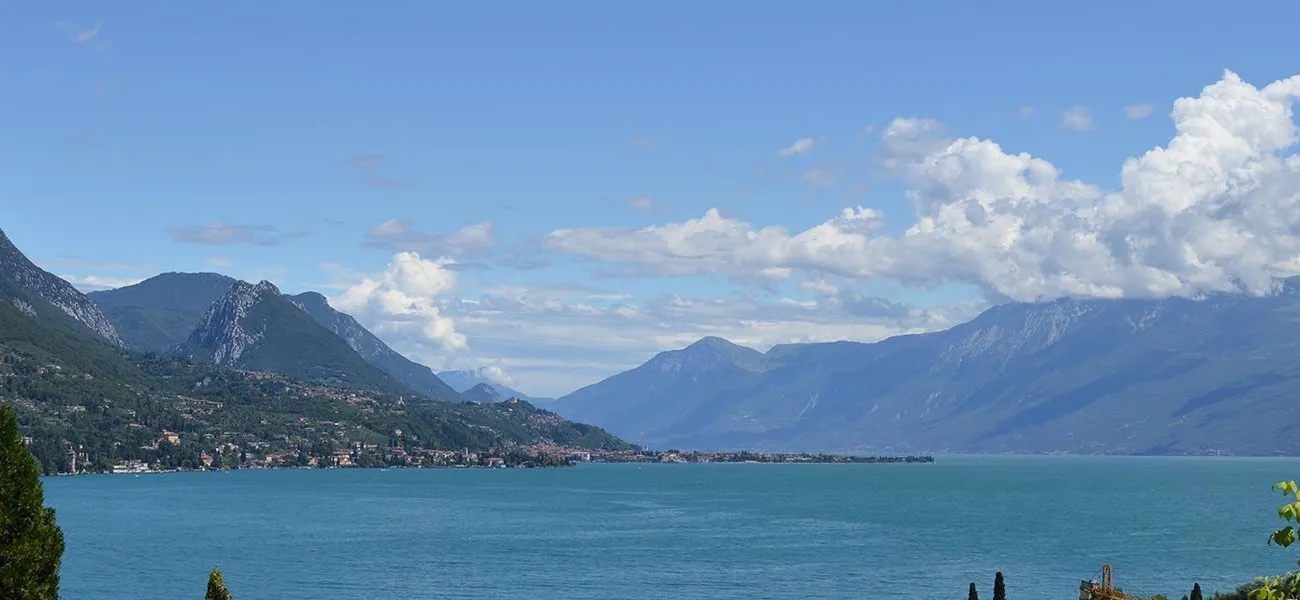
(92, 447, 934, 475)
(34, 427, 935, 476)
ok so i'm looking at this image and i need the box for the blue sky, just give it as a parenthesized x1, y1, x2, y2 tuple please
(5, 2, 1300, 395)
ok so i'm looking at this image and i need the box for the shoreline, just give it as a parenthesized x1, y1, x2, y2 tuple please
(44, 454, 939, 477)
(47, 452, 1300, 478)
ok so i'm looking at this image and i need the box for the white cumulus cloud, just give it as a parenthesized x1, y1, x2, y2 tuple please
(331, 252, 467, 358)
(542, 70, 1300, 304)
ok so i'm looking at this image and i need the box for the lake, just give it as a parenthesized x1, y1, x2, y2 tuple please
(42, 456, 1300, 599)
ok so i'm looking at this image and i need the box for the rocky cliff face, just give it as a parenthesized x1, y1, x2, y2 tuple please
(182, 280, 281, 365)
(86, 272, 238, 352)
(0, 227, 122, 345)
(291, 292, 379, 358)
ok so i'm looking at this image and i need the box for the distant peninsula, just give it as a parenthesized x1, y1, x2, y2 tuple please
(579, 449, 935, 464)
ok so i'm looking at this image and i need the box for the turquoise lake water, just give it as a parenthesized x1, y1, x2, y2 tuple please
(40, 456, 1300, 599)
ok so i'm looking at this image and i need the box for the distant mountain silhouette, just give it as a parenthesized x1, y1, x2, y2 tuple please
(554, 289, 1300, 456)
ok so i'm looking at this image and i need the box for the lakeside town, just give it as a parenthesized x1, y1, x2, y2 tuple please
(35, 430, 936, 475)
(91, 448, 936, 475)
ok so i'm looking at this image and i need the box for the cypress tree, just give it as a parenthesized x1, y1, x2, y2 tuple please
(206, 568, 233, 600)
(968, 582, 979, 600)
(0, 404, 64, 600)
(993, 571, 1006, 600)
(1190, 582, 1202, 600)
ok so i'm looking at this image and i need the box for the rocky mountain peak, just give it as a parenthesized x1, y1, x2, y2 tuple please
(0, 226, 122, 345)
(251, 280, 282, 297)
(183, 279, 277, 364)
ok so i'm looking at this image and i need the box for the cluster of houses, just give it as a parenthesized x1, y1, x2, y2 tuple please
(99, 442, 587, 475)
(32, 364, 94, 380)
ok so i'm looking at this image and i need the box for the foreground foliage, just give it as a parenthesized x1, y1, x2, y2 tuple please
(0, 405, 64, 600)
(205, 568, 232, 600)
(1247, 480, 1300, 599)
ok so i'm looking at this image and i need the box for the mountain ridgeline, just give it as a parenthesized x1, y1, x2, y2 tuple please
(0, 229, 121, 345)
(89, 273, 464, 401)
(554, 286, 1300, 456)
(87, 272, 236, 352)
(174, 280, 418, 397)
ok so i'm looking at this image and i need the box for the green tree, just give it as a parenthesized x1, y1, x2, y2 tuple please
(0, 404, 65, 600)
(994, 571, 1006, 600)
(969, 582, 980, 600)
(205, 568, 233, 600)
(1191, 582, 1202, 600)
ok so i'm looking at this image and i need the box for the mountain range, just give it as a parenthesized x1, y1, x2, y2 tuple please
(174, 279, 418, 396)
(0, 226, 630, 471)
(552, 287, 1300, 456)
(87, 270, 558, 404)
(89, 272, 465, 402)
(87, 272, 236, 352)
(23, 220, 1300, 456)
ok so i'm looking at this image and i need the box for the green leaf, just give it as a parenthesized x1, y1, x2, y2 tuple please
(1270, 526, 1296, 547)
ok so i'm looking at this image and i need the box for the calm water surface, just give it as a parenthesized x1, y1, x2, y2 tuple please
(42, 456, 1300, 599)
